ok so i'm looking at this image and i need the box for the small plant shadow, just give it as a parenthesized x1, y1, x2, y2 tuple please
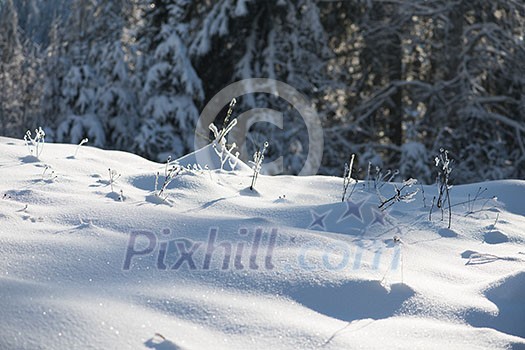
(144, 334, 183, 350)
(273, 197, 289, 204)
(30, 179, 55, 185)
(240, 187, 261, 197)
(483, 230, 508, 244)
(201, 197, 228, 209)
(438, 228, 457, 238)
(106, 192, 122, 202)
(89, 179, 110, 188)
(461, 250, 522, 265)
(19, 155, 40, 163)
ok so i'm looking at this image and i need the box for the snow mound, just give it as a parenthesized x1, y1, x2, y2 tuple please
(0, 136, 524, 349)
(288, 281, 414, 322)
(175, 143, 251, 173)
(467, 271, 525, 339)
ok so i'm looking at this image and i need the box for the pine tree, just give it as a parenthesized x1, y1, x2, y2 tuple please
(52, 0, 137, 148)
(53, 0, 107, 146)
(190, 0, 334, 174)
(0, 0, 24, 136)
(40, 17, 62, 139)
(134, 0, 204, 161)
(97, 40, 138, 150)
(19, 36, 44, 133)
(93, 0, 138, 150)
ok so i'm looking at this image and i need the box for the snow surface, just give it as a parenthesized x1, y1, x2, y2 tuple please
(0, 136, 524, 349)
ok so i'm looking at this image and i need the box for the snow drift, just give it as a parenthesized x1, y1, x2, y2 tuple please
(0, 137, 524, 349)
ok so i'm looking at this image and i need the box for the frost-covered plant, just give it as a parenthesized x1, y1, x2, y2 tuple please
(73, 138, 88, 158)
(223, 98, 236, 132)
(342, 154, 356, 202)
(42, 166, 57, 182)
(374, 167, 399, 191)
(155, 161, 183, 200)
(186, 163, 201, 172)
(209, 98, 238, 145)
(108, 168, 121, 193)
(364, 163, 401, 203)
(465, 187, 487, 214)
(212, 141, 239, 171)
(420, 184, 427, 208)
(378, 178, 419, 210)
(249, 141, 268, 191)
(365, 161, 372, 191)
(209, 98, 241, 171)
(364, 162, 399, 193)
(228, 149, 240, 171)
(433, 148, 452, 228)
(24, 127, 46, 159)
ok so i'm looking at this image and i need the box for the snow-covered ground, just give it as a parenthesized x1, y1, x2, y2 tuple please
(1, 136, 524, 349)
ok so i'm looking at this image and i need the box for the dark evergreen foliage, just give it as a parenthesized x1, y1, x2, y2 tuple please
(0, 0, 523, 183)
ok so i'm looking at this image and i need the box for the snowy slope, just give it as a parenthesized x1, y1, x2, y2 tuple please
(0, 136, 524, 350)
